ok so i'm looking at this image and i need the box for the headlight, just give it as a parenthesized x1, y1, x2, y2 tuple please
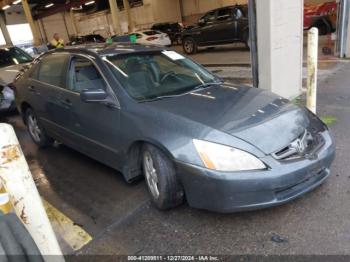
(193, 139, 266, 172)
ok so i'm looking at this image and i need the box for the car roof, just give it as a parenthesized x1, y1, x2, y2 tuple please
(50, 43, 165, 57)
(209, 4, 247, 12)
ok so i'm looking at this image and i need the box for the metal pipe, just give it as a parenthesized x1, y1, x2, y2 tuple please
(248, 0, 259, 88)
(0, 124, 63, 259)
(306, 28, 319, 114)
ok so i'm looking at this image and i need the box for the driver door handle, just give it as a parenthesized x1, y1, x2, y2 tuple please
(28, 86, 36, 92)
(60, 98, 72, 107)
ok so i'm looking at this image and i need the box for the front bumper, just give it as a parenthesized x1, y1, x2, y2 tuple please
(0, 86, 15, 112)
(176, 131, 336, 213)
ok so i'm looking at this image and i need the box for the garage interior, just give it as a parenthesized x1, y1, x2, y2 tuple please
(0, 0, 350, 259)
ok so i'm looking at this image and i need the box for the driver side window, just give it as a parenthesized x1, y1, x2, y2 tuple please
(202, 11, 216, 23)
(68, 56, 107, 93)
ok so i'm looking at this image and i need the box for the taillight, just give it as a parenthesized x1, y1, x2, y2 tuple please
(146, 36, 158, 41)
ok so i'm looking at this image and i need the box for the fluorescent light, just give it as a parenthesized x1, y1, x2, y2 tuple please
(71, 5, 82, 10)
(13, 0, 21, 4)
(2, 5, 11, 10)
(85, 1, 95, 6)
(45, 3, 54, 8)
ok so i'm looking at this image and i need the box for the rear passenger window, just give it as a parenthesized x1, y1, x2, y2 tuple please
(68, 56, 107, 93)
(38, 54, 67, 87)
(217, 8, 232, 21)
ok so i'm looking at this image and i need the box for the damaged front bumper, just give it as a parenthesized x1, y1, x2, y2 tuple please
(0, 86, 15, 111)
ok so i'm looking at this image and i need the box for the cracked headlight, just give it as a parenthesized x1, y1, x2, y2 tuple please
(193, 139, 266, 172)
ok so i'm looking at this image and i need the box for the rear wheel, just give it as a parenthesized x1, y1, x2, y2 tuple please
(182, 37, 197, 54)
(142, 144, 184, 210)
(25, 108, 53, 147)
(314, 19, 332, 35)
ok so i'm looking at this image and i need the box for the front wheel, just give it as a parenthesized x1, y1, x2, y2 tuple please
(142, 144, 184, 210)
(182, 37, 197, 54)
(25, 108, 53, 147)
(243, 30, 250, 50)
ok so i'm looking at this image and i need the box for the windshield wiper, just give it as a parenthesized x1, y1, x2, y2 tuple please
(140, 82, 223, 103)
(192, 81, 223, 91)
(140, 94, 185, 103)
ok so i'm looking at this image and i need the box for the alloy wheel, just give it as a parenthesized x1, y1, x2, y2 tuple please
(184, 40, 194, 53)
(143, 151, 160, 199)
(27, 113, 41, 143)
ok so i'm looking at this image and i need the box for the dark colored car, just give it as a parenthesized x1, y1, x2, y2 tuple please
(182, 5, 249, 54)
(14, 44, 335, 213)
(70, 34, 105, 45)
(151, 22, 184, 45)
(0, 46, 33, 111)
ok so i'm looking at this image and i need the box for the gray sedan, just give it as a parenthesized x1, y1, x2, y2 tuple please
(14, 44, 335, 212)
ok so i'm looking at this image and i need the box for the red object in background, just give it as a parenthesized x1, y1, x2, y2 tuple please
(304, 1, 337, 30)
(146, 37, 159, 41)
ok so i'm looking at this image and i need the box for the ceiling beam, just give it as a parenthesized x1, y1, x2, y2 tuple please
(34, 0, 92, 20)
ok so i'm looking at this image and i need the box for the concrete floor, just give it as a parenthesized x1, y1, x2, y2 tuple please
(1, 45, 349, 259)
(171, 35, 332, 66)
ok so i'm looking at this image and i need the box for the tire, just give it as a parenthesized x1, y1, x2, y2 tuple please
(25, 108, 53, 147)
(314, 20, 331, 36)
(182, 37, 197, 54)
(142, 144, 184, 210)
(243, 30, 250, 50)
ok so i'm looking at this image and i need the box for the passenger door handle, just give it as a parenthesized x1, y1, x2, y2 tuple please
(60, 98, 72, 107)
(28, 86, 36, 92)
(28, 85, 40, 95)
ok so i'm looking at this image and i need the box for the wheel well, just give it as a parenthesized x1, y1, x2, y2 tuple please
(20, 102, 31, 124)
(182, 35, 193, 41)
(312, 18, 332, 34)
(122, 140, 174, 183)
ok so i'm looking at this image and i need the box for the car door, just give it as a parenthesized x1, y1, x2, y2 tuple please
(28, 53, 71, 139)
(59, 54, 122, 168)
(215, 7, 236, 42)
(198, 10, 218, 44)
(234, 6, 249, 40)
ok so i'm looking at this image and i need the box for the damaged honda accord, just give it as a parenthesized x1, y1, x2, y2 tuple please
(14, 44, 335, 212)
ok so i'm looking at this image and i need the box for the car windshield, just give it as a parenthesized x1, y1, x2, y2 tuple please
(104, 51, 219, 101)
(0, 47, 32, 68)
(143, 31, 160, 36)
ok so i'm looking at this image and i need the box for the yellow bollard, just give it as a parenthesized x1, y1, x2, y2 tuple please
(306, 27, 319, 114)
(0, 184, 12, 214)
(0, 124, 64, 260)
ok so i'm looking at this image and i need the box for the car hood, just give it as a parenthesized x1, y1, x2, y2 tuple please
(146, 83, 309, 154)
(0, 64, 26, 85)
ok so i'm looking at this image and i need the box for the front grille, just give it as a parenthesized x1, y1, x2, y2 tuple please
(272, 130, 325, 161)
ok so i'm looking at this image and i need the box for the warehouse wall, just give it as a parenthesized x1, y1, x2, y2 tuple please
(40, 13, 74, 43)
(73, 0, 181, 35)
(1, 0, 334, 44)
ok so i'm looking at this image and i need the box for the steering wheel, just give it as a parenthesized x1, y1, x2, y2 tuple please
(160, 71, 176, 83)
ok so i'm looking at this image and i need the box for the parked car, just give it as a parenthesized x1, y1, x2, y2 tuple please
(14, 44, 335, 212)
(130, 30, 171, 47)
(69, 34, 106, 45)
(304, 1, 337, 35)
(111, 34, 132, 43)
(151, 22, 184, 45)
(182, 5, 249, 54)
(0, 46, 33, 111)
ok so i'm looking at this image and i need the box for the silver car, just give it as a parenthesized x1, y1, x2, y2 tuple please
(0, 46, 32, 111)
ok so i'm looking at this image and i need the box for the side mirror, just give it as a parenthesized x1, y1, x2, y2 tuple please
(80, 89, 108, 103)
(198, 19, 206, 26)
